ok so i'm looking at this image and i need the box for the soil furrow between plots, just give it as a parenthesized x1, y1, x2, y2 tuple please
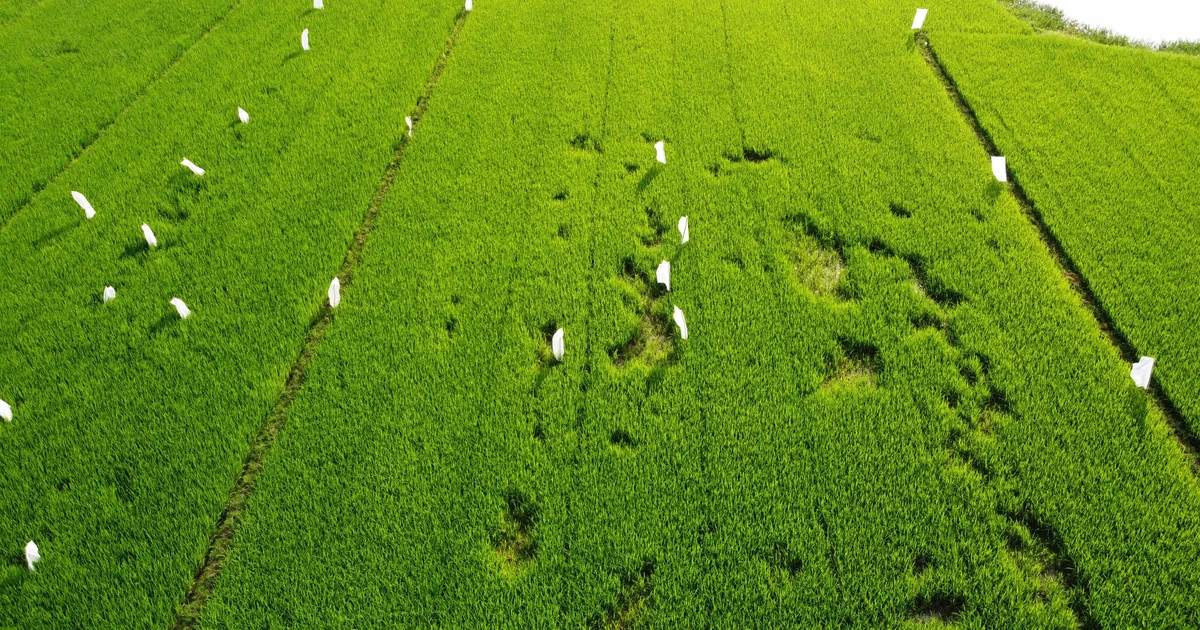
(0, 0, 243, 231)
(169, 9, 471, 628)
(917, 31, 1200, 476)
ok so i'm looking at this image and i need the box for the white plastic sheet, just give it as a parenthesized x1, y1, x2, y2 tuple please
(552, 328, 564, 360)
(328, 277, 341, 308)
(654, 140, 666, 164)
(405, 116, 413, 137)
(71, 191, 96, 219)
(238, 107, 249, 124)
(25, 541, 39, 571)
(678, 216, 689, 244)
(170, 298, 191, 319)
(656, 260, 671, 291)
(181, 158, 205, 176)
(141, 224, 157, 248)
(912, 8, 928, 29)
(0, 399, 11, 422)
(464, 0, 472, 11)
(673, 306, 688, 340)
(991, 156, 1007, 183)
(1130, 356, 1155, 389)
(301, 28, 310, 50)
(314, 0, 323, 8)
(103, 286, 116, 303)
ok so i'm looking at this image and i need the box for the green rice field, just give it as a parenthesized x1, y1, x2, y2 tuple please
(1, 0, 1198, 627)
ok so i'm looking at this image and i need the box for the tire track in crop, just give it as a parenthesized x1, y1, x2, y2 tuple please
(916, 31, 1200, 476)
(560, 20, 617, 623)
(0, 0, 243, 232)
(169, 9, 471, 628)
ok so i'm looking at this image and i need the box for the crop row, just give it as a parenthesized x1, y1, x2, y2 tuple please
(928, 14, 1200, 455)
(195, 0, 1200, 627)
(0, 0, 239, 222)
(0, 0, 462, 625)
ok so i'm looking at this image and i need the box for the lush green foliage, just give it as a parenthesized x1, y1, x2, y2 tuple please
(996, 0, 1200, 55)
(0, 0, 461, 625)
(0, 0, 237, 222)
(199, 0, 1200, 627)
(930, 18, 1200, 454)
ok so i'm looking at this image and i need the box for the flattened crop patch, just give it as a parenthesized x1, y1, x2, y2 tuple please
(490, 489, 538, 577)
(591, 559, 655, 629)
(786, 218, 847, 300)
(822, 338, 880, 390)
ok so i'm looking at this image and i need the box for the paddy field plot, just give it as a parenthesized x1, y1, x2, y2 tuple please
(1, 0, 1199, 627)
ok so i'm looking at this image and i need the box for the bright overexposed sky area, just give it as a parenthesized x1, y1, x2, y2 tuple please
(1041, 0, 1200, 44)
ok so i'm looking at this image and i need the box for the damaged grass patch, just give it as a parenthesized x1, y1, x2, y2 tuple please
(491, 489, 538, 577)
(787, 219, 848, 300)
(591, 559, 656, 629)
(822, 338, 880, 390)
(610, 257, 675, 369)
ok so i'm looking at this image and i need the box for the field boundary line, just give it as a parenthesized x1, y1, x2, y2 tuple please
(169, 9, 471, 628)
(916, 32, 1200, 476)
(0, 0, 244, 231)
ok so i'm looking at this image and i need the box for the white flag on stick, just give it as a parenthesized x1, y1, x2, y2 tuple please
(71, 191, 96, 219)
(328, 277, 341, 308)
(181, 158, 205, 176)
(654, 141, 666, 164)
(552, 328, 565, 360)
(678, 216, 689, 244)
(141, 224, 157, 248)
(301, 28, 310, 50)
(238, 107, 249, 124)
(314, 0, 323, 8)
(405, 116, 413, 137)
(0, 399, 11, 422)
(25, 541, 39, 571)
(1130, 356, 1155, 389)
(991, 156, 1007, 183)
(170, 298, 191, 319)
(656, 260, 671, 291)
(912, 8, 928, 29)
(673, 306, 688, 340)
(464, 0, 472, 11)
(103, 286, 116, 303)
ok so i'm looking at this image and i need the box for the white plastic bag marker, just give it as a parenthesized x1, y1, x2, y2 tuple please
(1130, 356, 1155, 389)
(301, 28, 310, 50)
(654, 140, 666, 164)
(141, 224, 157, 248)
(328, 277, 341, 308)
(405, 116, 413, 137)
(237, 107, 249, 124)
(181, 158, 205, 176)
(464, 0, 472, 11)
(103, 286, 116, 303)
(71, 191, 96, 219)
(551, 328, 564, 361)
(991, 156, 1007, 183)
(25, 541, 39, 571)
(170, 298, 191, 319)
(656, 260, 671, 291)
(0, 399, 11, 422)
(678, 216, 689, 244)
(314, 0, 322, 8)
(912, 8, 928, 29)
(673, 306, 688, 340)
